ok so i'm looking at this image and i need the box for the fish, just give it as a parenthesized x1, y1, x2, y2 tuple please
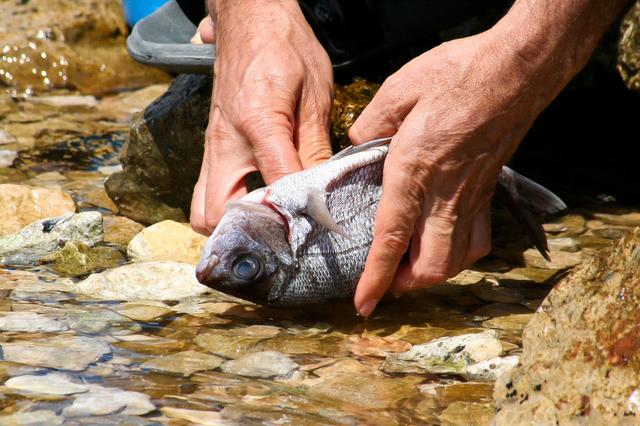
(195, 137, 566, 307)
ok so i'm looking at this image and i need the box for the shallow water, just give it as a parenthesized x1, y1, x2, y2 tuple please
(2, 88, 639, 425)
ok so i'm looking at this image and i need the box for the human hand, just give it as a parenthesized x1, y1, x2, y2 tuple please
(349, 32, 554, 318)
(190, 0, 334, 235)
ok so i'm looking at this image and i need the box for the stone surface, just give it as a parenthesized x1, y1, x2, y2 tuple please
(618, 1, 640, 94)
(0, 0, 171, 96)
(127, 220, 208, 265)
(5, 373, 88, 395)
(438, 401, 494, 426)
(0, 311, 68, 333)
(460, 355, 519, 380)
(102, 215, 146, 245)
(140, 350, 225, 376)
(0, 336, 111, 371)
(494, 228, 640, 425)
(105, 74, 212, 224)
(74, 261, 211, 300)
(0, 184, 77, 236)
(40, 241, 126, 276)
(111, 302, 174, 322)
(63, 386, 155, 416)
(382, 330, 504, 375)
(220, 351, 298, 378)
(0, 211, 104, 265)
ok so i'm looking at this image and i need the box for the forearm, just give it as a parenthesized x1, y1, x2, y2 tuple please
(490, 0, 629, 114)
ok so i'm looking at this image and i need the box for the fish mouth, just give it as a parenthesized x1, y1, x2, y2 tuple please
(196, 254, 220, 283)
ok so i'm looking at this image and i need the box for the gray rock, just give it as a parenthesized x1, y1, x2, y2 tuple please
(494, 228, 640, 425)
(460, 355, 519, 380)
(140, 350, 225, 376)
(105, 74, 211, 224)
(471, 285, 525, 305)
(63, 386, 155, 416)
(547, 237, 580, 252)
(74, 261, 211, 301)
(382, 330, 504, 374)
(220, 351, 298, 378)
(5, 373, 89, 395)
(618, 1, 640, 94)
(67, 308, 142, 335)
(0, 311, 68, 333)
(0, 336, 111, 371)
(0, 212, 103, 265)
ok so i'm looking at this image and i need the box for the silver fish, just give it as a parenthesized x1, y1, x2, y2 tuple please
(196, 138, 566, 307)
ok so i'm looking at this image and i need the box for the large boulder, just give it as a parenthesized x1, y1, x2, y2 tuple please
(618, 1, 640, 94)
(0, 0, 171, 96)
(493, 227, 640, 425)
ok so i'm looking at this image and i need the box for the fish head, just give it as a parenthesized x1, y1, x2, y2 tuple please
(196, 199, 294, 305)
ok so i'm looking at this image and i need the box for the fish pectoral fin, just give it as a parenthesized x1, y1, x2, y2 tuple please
(301, 190, 359, 245)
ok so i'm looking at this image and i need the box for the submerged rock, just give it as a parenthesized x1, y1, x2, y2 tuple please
(494, 228, 640, 425)
(40, 241, 126, 276)
(0, 184, 77, 236)
(127, 220, 208, 265)
(63, 386, 155, 416)
(5, 373, 89, 395)
(382, 330, 504, 375)
(74, 261, 211, 301)
(140, 350, 225, 376)
(105, 74, 212, 224)
(0, 211, 103, 265)
(220, 351, 298, 378)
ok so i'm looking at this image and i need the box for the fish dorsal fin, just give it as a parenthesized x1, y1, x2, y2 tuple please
(301, 189, 359, 245)
(325, 137, 392, 164)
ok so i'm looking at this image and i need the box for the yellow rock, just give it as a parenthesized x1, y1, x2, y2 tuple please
(127, 220, 208, 265)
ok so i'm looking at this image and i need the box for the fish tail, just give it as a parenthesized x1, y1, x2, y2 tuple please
(495, 166, 567, 261)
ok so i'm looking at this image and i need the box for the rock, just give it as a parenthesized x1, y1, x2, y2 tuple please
(264, 334, 349, 357)
(110, 302, 173, 323)
(220, 351, 298, 378)
(382, 330, 503, 374)
(0, 411, 63, 426)
(5, 373, 88, 395)
(102, 215, 146, 245)
(74, 261, 211, 300)
(0, 129, 18, 145)
(347, 336, 412, 358)
(127, 220, 208, 265)
(460, 356, 520, 380)
(438, 401, 495, 426)
(522, 248, 582, 269)
(0, 335, 111, 371)
(0, 149, 17, 167)
(161, 407, 225, 425)
(0, 0, 171, 97)
(194, 331, 265, 359)
(0, 184, 77, 236)
(618, 1, 640, 94)
(471, 285, 525, 305)
(0, 211, 103, 265)
(63, 386, 155, 416)
(0, 311, 68, 333)
(67, 308, 142, 335)
(40, 241, 126, 276)
(547, 237, 580, 252)
(494, 228, 640, 424)
(483, 314, 534, 331)
(140, 350, 225, 376)
(591, 226, 629, 239)
(104, 74, 212, 224)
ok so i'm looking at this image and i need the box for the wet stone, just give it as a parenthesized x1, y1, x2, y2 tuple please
(522, 249, 582, 269)
(161, 407, 228, 425)
(0, 410, 64, 426)
(220, 351, 298, 378)
(438, 401, 495, 426)
(483, 314, 534, 331)
(471, 285, 525, 305)
(382, 330, 504, 375)
(547, 237, 580, 252)
(347, 336, 413, 358)
(63, 386, 155, 416)
(141, 350, 225, 376)
(0, 335, 111, 371)
(0, 211, 104, 265)
(460, 355, 520, 380)
(5, 373, 88, 395)
(102, 215, 146, 246)
(576, 235, 612, 249)
(591, 226, 629, 239)
(74, 261, 211, 301)
(66, 308, 142, 335)
(127, 220, 208, 266)
(0, 311, 68, 333)
(194, 331, 265, 359)
(40, 241, 126, 276)
(111, 302, 174, 323)
(263, 333, 349, 357)
(0, 184, 77, 236)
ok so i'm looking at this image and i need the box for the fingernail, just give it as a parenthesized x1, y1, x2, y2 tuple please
(190, 33, 203, 44)
(358, 299, 378, 318)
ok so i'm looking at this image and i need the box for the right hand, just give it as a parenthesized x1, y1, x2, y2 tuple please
(190, 0, 334, 236)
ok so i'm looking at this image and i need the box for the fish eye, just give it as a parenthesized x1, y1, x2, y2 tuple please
(232, 257, 261, 280)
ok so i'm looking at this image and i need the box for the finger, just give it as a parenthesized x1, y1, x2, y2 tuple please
(348, 74, 419, 145)
(461, 199, 492, 270)
(354, 143, 424, 317)
(295, 75, 334, 168)
(190, 141, 211, 235)
(191, 16, 215, 44)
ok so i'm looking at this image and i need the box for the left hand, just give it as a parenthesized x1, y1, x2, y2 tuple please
(349, 31, 542, 318)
